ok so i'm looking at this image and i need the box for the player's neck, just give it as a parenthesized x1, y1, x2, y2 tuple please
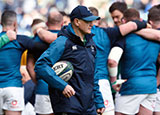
(48, 25, 61, 30)
(3, 26, 15, 32)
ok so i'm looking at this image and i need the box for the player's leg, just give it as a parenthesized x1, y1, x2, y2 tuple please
(4, 110, 21, 115)
(153, 90, 160, 115)
(137, 105, 152, 115)
(138, 94, 156, 115)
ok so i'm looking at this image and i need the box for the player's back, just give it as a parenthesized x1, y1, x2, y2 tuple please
(0, 32, 26, 88)
(120, 33, 160, 95)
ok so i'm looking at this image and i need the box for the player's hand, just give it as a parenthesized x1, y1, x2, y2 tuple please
(111, 79, 127, 92)
(6, 30, 16, 41)
(146, 23, 152, 28)
(97, 107, 105, 114)
(63, 85, 75, 98)
(112, 83, 121, 92)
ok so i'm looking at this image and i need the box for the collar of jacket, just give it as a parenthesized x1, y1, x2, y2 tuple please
(58, 23, 94, 46)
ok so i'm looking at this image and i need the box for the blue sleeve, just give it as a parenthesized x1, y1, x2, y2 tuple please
(17, 35, 34, 50)
(17, 35, 48, 52)
(94, 77, 105, 109)
(103, 26, 122, 46)
(34, 36, 68, 91)
(112, 37, 126, 49)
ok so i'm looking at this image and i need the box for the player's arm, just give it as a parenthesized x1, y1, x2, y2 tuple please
(119, 20, 146, 36)
(36, 28, 57, 44)
(26, 53, 37, 84)
(108, 38, 125, 91)
(135, 28, 160, 42)
(17, 35, 48, 52)
(105, 20, 147, 45)
(108, 47, 123, 91)
(34, 37, 75, 97)
(0, 30, 16, 48)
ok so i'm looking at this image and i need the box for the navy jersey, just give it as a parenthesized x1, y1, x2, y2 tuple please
(35, 24, 97, 114)
(120, 33, 160, 95)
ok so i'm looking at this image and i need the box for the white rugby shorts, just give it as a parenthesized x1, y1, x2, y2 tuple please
(115, 93, 156, 114)
(0, 87, 24, 114)
(34, 94, 53, 114)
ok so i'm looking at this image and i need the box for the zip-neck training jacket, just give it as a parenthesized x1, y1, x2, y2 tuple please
(35, 24, 97, 114)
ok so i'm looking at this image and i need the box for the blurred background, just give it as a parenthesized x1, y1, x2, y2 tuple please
(0, 0, 159, 35)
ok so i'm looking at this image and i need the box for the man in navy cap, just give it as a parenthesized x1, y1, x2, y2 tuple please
(35, 5, 99, 115)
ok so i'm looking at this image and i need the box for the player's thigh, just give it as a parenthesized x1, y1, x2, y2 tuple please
(4, 110, 21, 115)
(140, 93, 157, 114)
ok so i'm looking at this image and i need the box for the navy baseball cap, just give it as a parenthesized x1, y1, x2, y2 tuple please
(70, 5, 100, 21)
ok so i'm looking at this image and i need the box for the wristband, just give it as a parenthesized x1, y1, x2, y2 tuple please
(111, 79, 127, 85)
(0, 34, 10, 48)
(108, 66, 117, 77)
(132, 20, 147, 31)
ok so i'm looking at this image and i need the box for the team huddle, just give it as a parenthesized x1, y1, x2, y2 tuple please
(0, 1, 160, 115)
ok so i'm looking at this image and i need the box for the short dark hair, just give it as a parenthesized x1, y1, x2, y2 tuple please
(60, 11, 69, 17)
(123, 8, 140, 22)
(88, 7, 99, 16)
(148, 4, 160, 13)
(31, 19, 44, 27)
(1, 10, 17, 27)
(109, 2, 127, 14)
(148, 6, 160, 22)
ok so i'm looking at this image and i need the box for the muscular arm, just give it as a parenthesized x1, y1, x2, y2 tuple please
(135, 28, 160, 42)
(119, 20, 146, 36)
(119, 21, 137, 36)
(26, 53, 37, 84)
(108, 47, 124, 91)
(37, 28, 57, 44)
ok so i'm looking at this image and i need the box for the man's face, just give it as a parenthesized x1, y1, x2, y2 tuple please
(78, 19, 93, 34)
(63, 16, 70, 26)
(111, 10, 124, 26)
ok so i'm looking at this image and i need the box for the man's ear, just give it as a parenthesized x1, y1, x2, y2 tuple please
(13, 21, 18, 32)
(121, 18, 127, 24)
(74, 18, 80, 26)
(148, 20, 153, 25)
